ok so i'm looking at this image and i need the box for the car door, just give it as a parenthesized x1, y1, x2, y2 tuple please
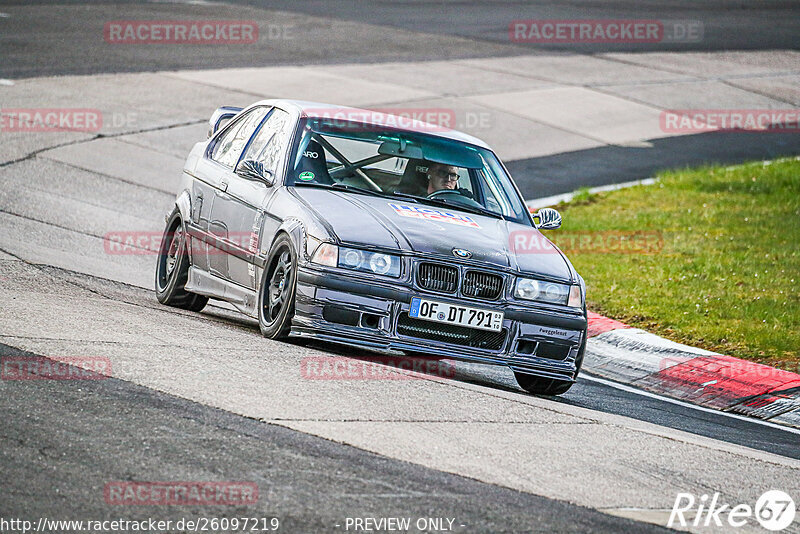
(201, 106, 270, 280)
(211, 106, 295, 290)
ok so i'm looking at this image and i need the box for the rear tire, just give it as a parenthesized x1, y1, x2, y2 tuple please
(258, 234, 297, 339)
(155, 211, 208, 312)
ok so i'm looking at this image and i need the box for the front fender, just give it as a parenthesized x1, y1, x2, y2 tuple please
(269, 217, 307, 261)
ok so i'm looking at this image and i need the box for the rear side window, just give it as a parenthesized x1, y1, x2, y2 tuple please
(211, 107, 269, 168)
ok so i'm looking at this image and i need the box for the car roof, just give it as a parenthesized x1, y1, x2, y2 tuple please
(254, 99, 492, 150)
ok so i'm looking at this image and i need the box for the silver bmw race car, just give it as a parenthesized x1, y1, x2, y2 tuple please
(156, 99, 588, 395)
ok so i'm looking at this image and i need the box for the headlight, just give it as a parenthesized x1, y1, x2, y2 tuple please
(339, 247, 400, 277)
(369, 253, 394, 275)
(515, 278, 541, 300)
(311, 243, 401, 277)
(515, 277, 581, 308)
(341, 248, 363, 269)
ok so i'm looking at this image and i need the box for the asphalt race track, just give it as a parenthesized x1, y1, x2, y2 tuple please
(3, 1, 800, 195)
(1, 2, 799, 533)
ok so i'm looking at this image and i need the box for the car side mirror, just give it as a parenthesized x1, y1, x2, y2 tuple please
(534, 207, 562, 230)
(236, 159, 274, 186)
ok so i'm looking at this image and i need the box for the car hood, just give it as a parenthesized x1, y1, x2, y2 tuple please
(292, 188, 574, 282)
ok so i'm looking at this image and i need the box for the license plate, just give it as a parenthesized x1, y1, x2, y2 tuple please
(409, 297, 503, 332)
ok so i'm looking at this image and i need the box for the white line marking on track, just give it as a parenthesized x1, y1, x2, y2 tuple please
(527, 156, 800, 210)
(582, 374, 800, 435)
(526, 177, 657, 210)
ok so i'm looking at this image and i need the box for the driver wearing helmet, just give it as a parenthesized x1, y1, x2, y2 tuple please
(427, 163, 461, 194)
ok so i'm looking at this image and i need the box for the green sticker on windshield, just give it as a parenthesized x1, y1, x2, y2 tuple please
(298, 171, 315, 181)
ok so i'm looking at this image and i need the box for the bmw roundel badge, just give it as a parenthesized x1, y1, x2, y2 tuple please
(452, 248, 472, 259)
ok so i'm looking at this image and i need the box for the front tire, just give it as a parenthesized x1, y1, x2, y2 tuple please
(155, 211, 208, 312)
(515, 333, 586, 396)
(258, 234, 297, 339)
(514, 373, 575, 396)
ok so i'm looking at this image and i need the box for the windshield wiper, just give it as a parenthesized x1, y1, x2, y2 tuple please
(389, 192, 504, 220)
(330, 182, 388, 198)
(385, 192, 420, 203)
(433, 198, 505, 220)
(295, 183, 503, 219)
(293, 181, 387, 199)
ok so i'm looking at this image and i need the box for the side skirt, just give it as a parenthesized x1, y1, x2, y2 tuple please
(185, 266, 259, 317)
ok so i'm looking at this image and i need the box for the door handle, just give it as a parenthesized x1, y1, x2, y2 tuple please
(220, 179, 228, 192)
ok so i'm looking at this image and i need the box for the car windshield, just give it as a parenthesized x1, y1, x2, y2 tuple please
(286, 117, 532, 225)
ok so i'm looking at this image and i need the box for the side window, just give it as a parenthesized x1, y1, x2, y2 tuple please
(241, 109, 293, 173)
(211, 107, 269, 168)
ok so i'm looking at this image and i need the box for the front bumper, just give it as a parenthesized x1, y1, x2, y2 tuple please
(293, 267, 588, 382)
